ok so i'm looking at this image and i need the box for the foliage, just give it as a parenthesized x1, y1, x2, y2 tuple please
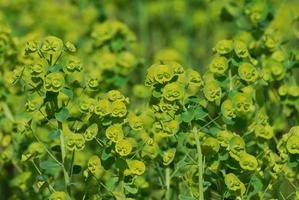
(0, 0, 299, 200)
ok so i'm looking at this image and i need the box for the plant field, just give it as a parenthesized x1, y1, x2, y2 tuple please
(0, 0, 299, 199)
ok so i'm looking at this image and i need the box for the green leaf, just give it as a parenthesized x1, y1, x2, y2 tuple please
(48, 65, 62, 72)
(194, 107, 208, 120)
(55, 107, 69, 122)
(61, 87, 73, 99)
(40, 160, 60, 169)
(115, 158, 127, 171)
(48, 129, 60, 140)
(101, 147, 112, 160)
(181, 110, 194, 123)
(106, 177, 119, 191)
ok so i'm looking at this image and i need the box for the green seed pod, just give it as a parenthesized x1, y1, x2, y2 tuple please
(214, 39, 233, 55)
(224, 173, 246, 196)
(238, 62, 258, 83)
(162, 148, 176, 165)
(239, 151, 258, 171)
(44, 72, 65, 92)
(105, 123, 124, 142)
(84, 123, 98, 141)
(203, 80, 221, 102)
(115, 139, 133, 156)
(221, 99, 236, 119)
(209, 56, 229, 75)
(163, 82, 185, 101)
(67, 133, 85, 151)
(126, 159, 146, 175)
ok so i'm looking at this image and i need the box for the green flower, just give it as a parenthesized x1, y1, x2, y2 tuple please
(239, 152, 258, 171)
(162, 148, 176, 165)
(126, 160, 146, 175)
(238, 62, 258, 83)
(209, 56, 229, 75)
(254, 124, 274, 139)
(84, 123, 98, 141)
(44, 72, 65, 92)
(163, 82, 185, 101)
(229, 136, 245, 161)
(232, 92, 253, 114)
(286, 135, 299, 154)
(40, 36, 63, 54)
(107, 90, 125, 102)
(87, 155, 101, 174)
(111, 101, 127, 117)
(214, 39, 233, 55)
(203, 80, 221, 102)
(64, 56, 82, 73)
(234, 40, 249, 58)
(202, 137, 220, 154)
(30, 63, 44, 77)
(128, 114, 143, 131)
(115, 139, 133, 156)
(94, 99, 111, 116)
(105, 123, 124, 142)
(221, 99, 236, 119)
(216, 130, 234, 147)
(66, 133, 85, 151)
(49, 191, 71, 200)
(224, 173, 246, 196)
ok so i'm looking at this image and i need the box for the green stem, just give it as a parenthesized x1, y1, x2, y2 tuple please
(165, 168, 171, 200)
(194, 128, 204, 200)
(53, 95, 70, 194)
